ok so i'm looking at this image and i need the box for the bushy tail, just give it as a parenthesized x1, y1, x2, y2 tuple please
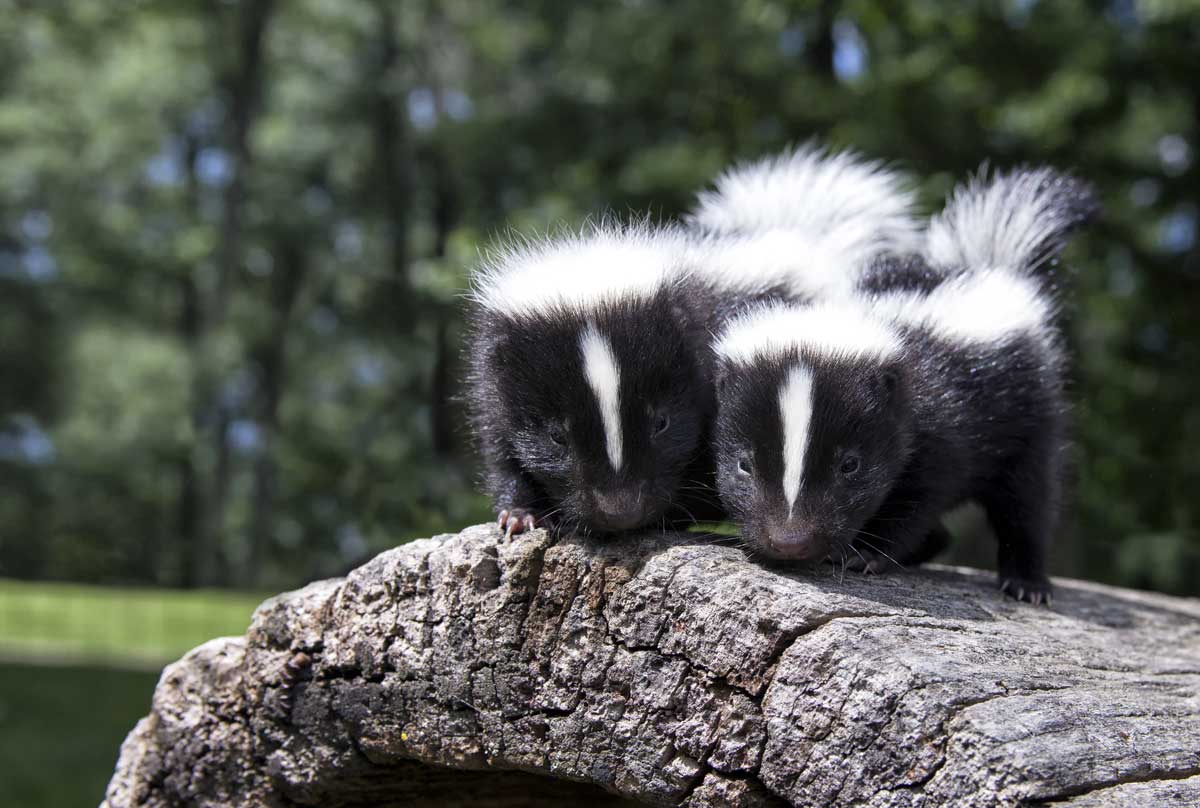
(686, 144, 922, 260)
(926, 167, 1099, 277)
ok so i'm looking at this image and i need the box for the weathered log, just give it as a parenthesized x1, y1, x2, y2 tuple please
(104, 525, 1200, 807)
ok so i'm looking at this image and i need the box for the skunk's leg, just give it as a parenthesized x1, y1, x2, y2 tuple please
(488, 457, 550, 540)
(982, 440, 1060, 605)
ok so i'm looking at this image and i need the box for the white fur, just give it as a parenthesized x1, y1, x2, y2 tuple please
(580, 325, 623, 471)
(867, 270, 1053, 346)
(687, 144, 923, 256)
(714, 301, 903, 367)
(471, 222, 687, 315)
(927, 167, 1077, 275)
(686, 229, 863, 301)
(717, 272, 1052, 411)
(779, 366, 814, 515)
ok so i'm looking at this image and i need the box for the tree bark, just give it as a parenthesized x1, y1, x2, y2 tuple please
(104, 525, 1200, 807)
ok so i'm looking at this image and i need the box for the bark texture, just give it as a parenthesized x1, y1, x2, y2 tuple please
(104, 525, 1200, 807)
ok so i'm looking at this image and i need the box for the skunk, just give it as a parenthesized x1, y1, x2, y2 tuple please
(465, 147, 921, 539)
(466, 223, 717, 538)
(711, 167, 1097, 603)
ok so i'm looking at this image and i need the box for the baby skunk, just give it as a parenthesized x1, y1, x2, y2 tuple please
(711, 167, 1097, 603)
(466, 148, 921, 539)
(466, 223, 717, 538)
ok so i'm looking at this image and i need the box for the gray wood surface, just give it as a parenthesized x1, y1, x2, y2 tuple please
(103, 524, 1200, 807)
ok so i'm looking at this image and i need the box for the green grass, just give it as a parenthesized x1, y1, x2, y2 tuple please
(0, 662, 159, 807)
(0, 581, 270, 807)
(0, 579, 266, 666)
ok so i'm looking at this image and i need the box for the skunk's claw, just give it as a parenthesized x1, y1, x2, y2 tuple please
(498, 508, 538, 540)
(999, 575, 1053, 605)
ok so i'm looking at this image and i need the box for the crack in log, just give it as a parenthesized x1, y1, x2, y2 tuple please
(1032, 765, 1200, 804)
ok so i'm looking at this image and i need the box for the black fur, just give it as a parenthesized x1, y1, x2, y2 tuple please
(715, 329, 1067, 603)
(466, 280, 732, 536)
(858, 253, 947, 295)
(713, 167, 1098, 603)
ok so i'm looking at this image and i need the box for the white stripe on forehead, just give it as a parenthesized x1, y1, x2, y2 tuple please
(580, 324, 623, 472)
(779, 366, 815, 514)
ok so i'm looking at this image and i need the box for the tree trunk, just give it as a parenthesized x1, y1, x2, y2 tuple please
(199, 0, 276, 586)
(373, 1, 411, 312)
(427, 139, 458, 457)
(177, 277, 202, 588)
(104, 525, 1200, 807)
(178, 132, 206, 589)
(245, 238, 307, 586)
(214, 0, 275, 315)
(809, 0, 838, 80)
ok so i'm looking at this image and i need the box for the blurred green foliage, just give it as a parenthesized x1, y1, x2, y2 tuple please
(1, 0, 1198, 594)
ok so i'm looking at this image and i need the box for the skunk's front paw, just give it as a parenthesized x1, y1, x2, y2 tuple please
(497, 508, 539, 540)
(999, 574, 1053, 606)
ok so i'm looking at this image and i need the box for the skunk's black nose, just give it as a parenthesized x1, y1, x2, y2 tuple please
(766, 523, 824, 561)
(591, 487, 647, 531)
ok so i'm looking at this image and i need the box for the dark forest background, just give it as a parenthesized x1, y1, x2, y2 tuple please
(2, 0, 1199, 596)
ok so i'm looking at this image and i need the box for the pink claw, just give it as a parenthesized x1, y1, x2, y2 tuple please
(498, 508, 537, 540)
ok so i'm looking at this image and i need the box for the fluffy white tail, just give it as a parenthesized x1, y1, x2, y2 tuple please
(687, 145, 922, 261)
(926, 167, 1097, 276)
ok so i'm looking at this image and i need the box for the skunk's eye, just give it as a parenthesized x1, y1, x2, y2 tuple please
(839, 454, 861, 476)
(652, 412, 670, 437)
(737, 454, 753, 477)
(548, 424, 567, 446)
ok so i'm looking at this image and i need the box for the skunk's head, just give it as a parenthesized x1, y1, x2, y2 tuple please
(713, 303, 913, 562)
(482, 291, 710, 532)
(470, 224, 712, 533)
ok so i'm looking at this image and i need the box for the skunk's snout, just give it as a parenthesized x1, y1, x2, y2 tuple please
(591, 485, 648, 532)
(765, 521, 827, 562)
